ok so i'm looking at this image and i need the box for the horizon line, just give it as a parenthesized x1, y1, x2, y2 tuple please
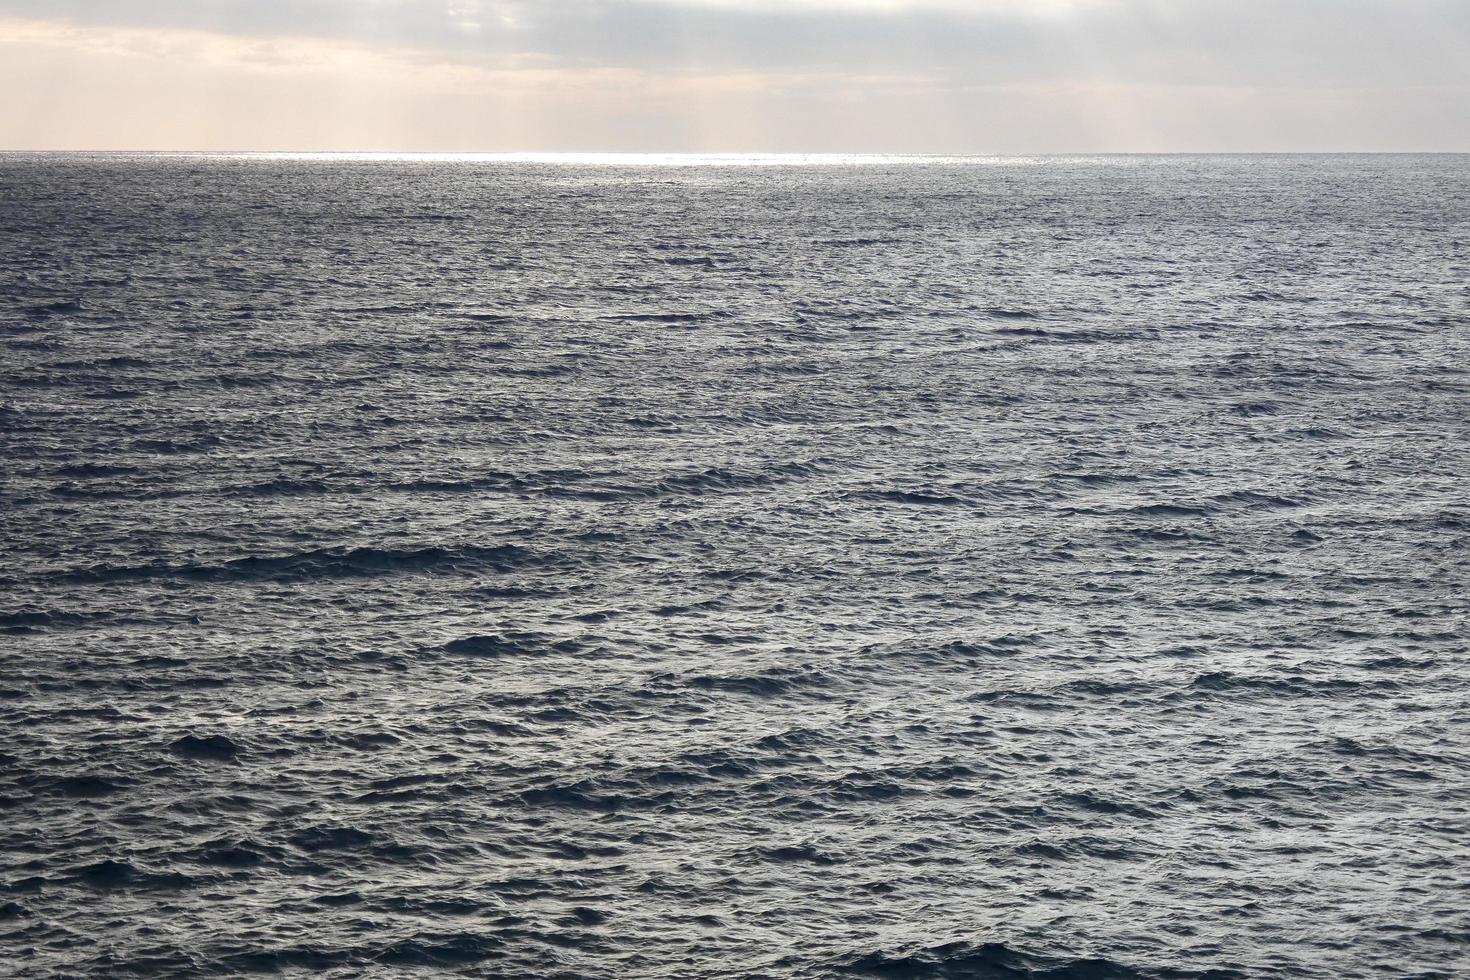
(4, 149, 1469, 158)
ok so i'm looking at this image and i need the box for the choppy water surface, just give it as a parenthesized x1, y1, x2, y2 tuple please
(2, 154, 1468, 978)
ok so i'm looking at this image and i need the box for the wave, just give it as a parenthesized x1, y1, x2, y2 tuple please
(682, 664, 838, 699)
(438, 631, 586, 658)
(24, 300, 84, 318)
(849, 489, 970, 506)
(168, 734, 242, 761)
(59, 544, 547, 584)
(836, 941, 1241, 978)
(212, 933, 504, 973)
(610, 310, 735, 324)
(70, 860, 195, 892)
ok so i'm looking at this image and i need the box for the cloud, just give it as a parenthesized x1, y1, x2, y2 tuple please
(4, 0, 1468, 83)
(1, 0, 1467, 149)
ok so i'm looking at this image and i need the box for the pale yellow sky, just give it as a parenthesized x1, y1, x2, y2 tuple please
(3, 1, 1468, 151)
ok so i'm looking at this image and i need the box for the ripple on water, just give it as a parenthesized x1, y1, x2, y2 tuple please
(1, 154, 1468, 979)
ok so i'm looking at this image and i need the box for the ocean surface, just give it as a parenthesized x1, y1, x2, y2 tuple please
(1, 153, 1468, 979)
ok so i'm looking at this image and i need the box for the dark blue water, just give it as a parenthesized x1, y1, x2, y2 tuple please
(2, 153, 1468, 978)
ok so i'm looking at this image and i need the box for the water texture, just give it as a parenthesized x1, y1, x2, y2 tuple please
(1, 154, 1468, 978)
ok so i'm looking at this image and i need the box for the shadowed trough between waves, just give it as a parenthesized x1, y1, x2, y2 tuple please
(1, 153, 1468, 978)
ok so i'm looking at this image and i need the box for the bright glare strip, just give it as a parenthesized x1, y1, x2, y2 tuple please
(26, 153, 1140, 167)
(178, 152, 1042, 166)
(654, 0, 1100, 13)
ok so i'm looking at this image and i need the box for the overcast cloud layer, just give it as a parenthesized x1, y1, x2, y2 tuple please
(3, 0, 1469, 150)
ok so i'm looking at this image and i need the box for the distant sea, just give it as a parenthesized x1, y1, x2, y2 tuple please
(2, 154, 1467, 978)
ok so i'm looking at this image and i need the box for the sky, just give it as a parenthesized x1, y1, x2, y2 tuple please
(2, 0, 1469, 152)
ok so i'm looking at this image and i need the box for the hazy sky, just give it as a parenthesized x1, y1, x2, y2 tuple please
(3, 0, 1468, 151)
